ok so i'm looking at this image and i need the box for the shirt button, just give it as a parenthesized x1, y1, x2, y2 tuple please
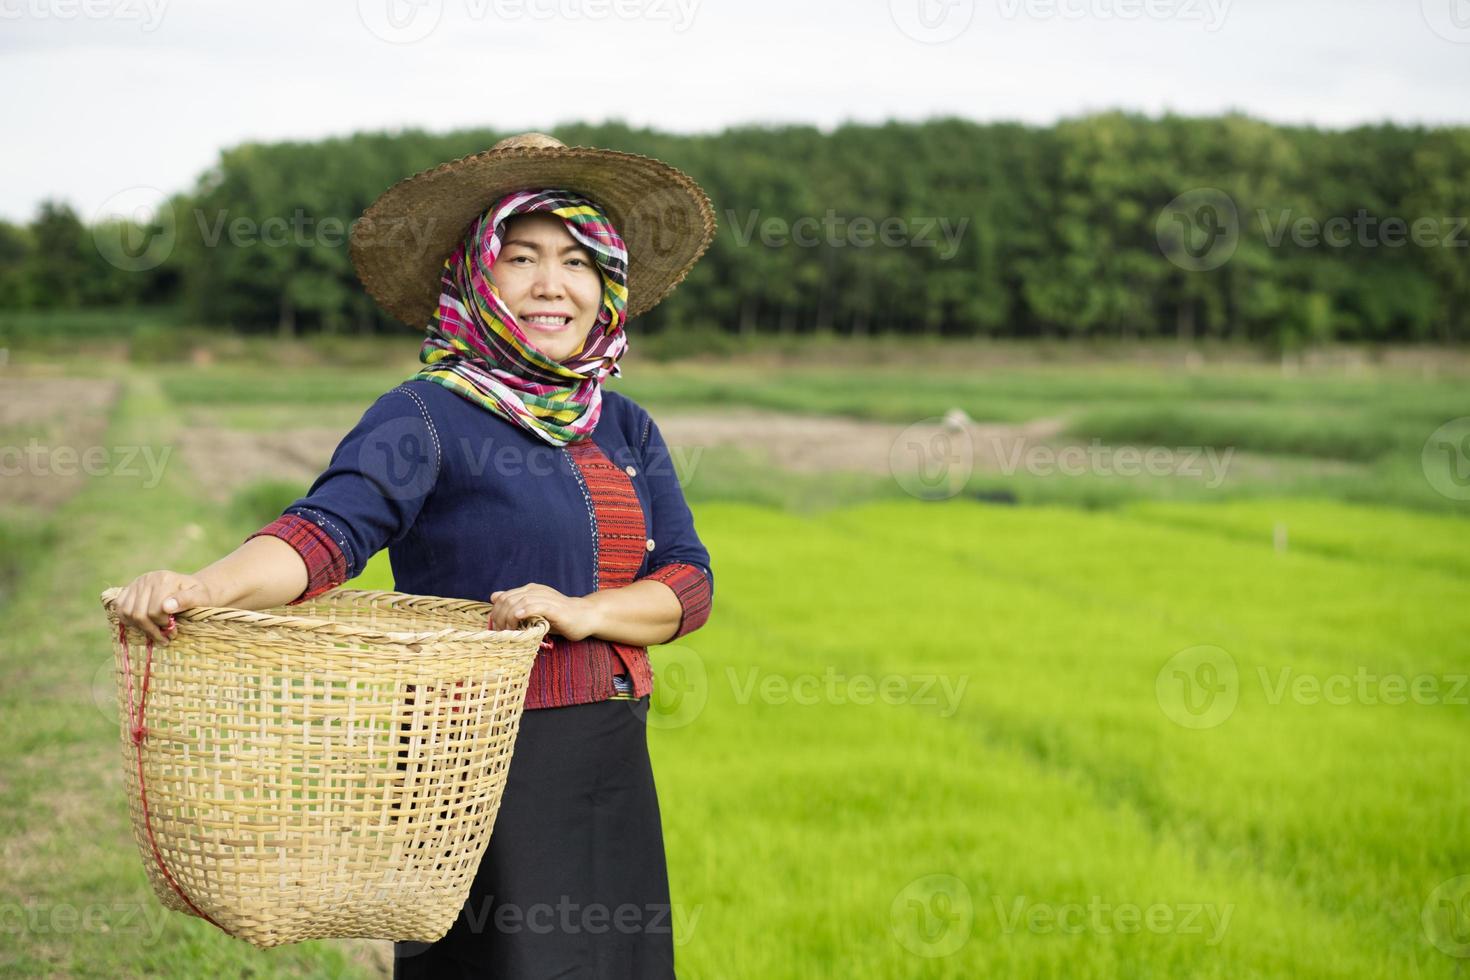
(625, 465, 638, 477)
(645, 538, 655, 551)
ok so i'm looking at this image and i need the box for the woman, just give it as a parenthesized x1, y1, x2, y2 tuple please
(113, 132, 718, 978)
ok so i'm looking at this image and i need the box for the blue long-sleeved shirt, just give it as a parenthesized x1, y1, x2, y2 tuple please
(246, 378, 713, 710)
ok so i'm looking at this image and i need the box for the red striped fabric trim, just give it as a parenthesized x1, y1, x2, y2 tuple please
(524, 440, 653, 709)
(564, 439, 648, 591)
(522, 638, 654, 710)
(245, 514, 349, 605)
(644, 562, 713, 641)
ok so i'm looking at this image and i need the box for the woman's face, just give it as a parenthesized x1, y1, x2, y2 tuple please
(488, 213, 603, 362)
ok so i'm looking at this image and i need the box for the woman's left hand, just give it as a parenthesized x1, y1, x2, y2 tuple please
(489, 583, 600, 641)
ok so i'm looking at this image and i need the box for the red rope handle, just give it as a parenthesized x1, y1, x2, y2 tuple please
(116, 615, 230, 936)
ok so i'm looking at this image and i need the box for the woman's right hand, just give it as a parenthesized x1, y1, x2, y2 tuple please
(114, 570, 215, 646)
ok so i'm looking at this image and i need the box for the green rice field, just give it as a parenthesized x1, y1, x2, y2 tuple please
(1, 343, 1467, 977)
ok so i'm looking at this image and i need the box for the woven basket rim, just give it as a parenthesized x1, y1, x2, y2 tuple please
(100, 586, 550, 646)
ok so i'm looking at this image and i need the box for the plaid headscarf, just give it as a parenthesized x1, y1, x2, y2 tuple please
(410, 188, 630, 446)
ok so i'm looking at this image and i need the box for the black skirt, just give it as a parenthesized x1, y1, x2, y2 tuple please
(393, 694, 676, 979)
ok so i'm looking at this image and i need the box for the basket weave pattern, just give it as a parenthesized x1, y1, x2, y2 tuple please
(99, 587, 548, 949)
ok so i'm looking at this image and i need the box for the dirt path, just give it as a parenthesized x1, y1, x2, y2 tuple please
(172, 426, 348, 503)
(170, 408, 1071, 502)
(0, 376, 124, 511)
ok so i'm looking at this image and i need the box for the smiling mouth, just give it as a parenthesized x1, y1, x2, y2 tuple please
(523, 314, 573, 330)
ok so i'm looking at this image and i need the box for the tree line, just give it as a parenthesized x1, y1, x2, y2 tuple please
(2, 112, 1467, 345)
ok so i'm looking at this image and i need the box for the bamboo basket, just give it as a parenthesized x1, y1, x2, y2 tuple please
(98, 586, 549, 949)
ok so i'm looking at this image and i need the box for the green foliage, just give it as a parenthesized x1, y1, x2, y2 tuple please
(1064, 404, 1401, 462)
(126, 322, 216, 364)
(628, 320, 754, 361)
(6, 116, 1470, 344)
(228, 479, 305, 530)
(157, 366, 409, 405)
(0, 305, 184, 347)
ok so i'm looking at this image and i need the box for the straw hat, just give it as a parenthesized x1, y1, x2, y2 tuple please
(349, 132, 717, 329)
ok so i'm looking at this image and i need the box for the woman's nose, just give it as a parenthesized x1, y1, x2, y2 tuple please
(530, 267, 566, 298)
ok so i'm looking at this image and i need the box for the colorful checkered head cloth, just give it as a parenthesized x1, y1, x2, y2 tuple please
(410, 188, 630, 446)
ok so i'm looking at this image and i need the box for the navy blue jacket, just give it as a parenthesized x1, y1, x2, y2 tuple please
(278, 379, 714, 610)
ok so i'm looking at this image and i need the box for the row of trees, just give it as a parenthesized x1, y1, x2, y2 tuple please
(4, 113, 1468, 344)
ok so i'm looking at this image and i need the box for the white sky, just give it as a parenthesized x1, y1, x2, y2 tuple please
(3, 0, 1469, 224)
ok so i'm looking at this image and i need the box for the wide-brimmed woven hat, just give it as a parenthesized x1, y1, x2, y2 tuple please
(349, 132, 716, 329)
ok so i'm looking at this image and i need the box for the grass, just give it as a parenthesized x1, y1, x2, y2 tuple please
(157, 367, 417, 407)
(0, 306, 186, 341)
(646, 497, 1468, 977)
(0, 371, 376, 977)
(625, 366, 1460, 517)
(0, 348, 1467, 977)
(1063, 404, 1404, 461)
(153, 351, 1470, 518)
